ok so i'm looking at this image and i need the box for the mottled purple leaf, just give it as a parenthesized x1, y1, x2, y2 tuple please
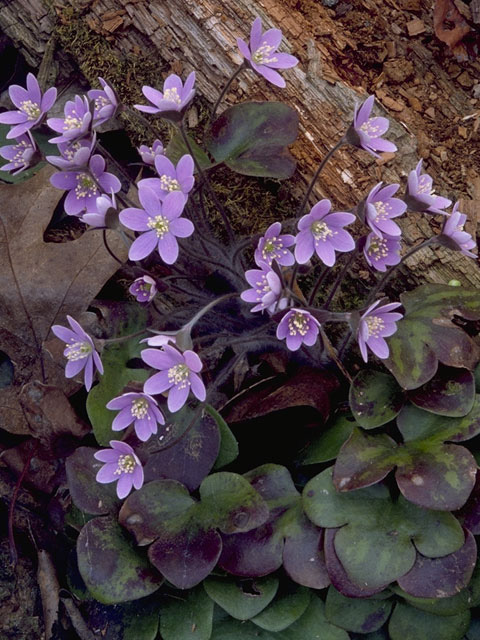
(283, 513, 330, 589)
(408, 367, 475, 417)
(457, 472, 480, 533)
(325, 585, 393, 633)
(66, 447, 120, 515)
(349, 370, 404, 429)
(397, 529, 477, 598)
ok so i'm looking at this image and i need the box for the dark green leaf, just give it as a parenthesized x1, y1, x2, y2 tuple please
(325, 586, 393, 633)
(388, 602, 470, 640)
(206, 102, 298, 178)
(206, 404, 239, 470)
(160, 586, 214, 640)
(397, 398, 480, 443)
(299, 414, 356, 465)
(86, 598, 159, 640)
(66, 447, 120, 515)
(251, 585, 311, 631)
(165, 131, 213, 169)
(408, 367, 475, 417)
(349, 370, 404, 429)
(204, 575, 279, 620)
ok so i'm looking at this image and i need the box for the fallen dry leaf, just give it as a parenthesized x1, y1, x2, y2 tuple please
(0, 165, 128, 435)
(433, 0, 472, 49)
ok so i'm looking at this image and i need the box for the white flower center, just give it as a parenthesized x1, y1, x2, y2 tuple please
(148, 215, 170, 237)
(11, 139, 32, 167)
(288, 312, 309, 337)
(417, 175, 434, 196)
(115, 454, 136, 475)
(131, 397, 149, 419)
(20, 100, 41, 120)
(163, 87, 181, 105)
(65, 340, 92, 361)
(367, 237, 388, 260)
(365, 315, 385, 338)
(372, 200, 392, 222)
(311, 220, 334, 242)
(360, 118, 381, 137)
(254, 274, 271, 298)
(168, 363, 190, 388)
(75, 173, 97, 199)
(252, 43, 278, 65)
(63, 111, 82, 131)
(95, 96, 110, 110)
(159, 174, 180, 192)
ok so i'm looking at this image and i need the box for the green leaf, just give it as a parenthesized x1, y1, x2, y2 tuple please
(206, 404, 239, 469)
(204, 575, 279, 620)
(408, 366, 475, 417)
(299, 414, 355, 465)
(325, 586, 393, 633)
(251, 585, 311, 631)
(388, 602, 470, 640)
(349, 370, 404, 429)
(77, 517, 161, 603)
(166, 131, 213, 170)
(206, 102, 298, 178)
(66, 447, 120, 515)
(384, 284, 480, 390)
(160, 586, 214, 640)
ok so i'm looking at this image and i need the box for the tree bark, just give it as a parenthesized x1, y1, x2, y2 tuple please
(0, 0, 479, 287)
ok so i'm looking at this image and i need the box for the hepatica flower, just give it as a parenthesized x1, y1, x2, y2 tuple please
(48, 95, 93, 144)
(88, 77, 119, 126)
(81, 192, 117, 228)
(139, 154, 194, 203)
(346, 95, 397, 157)
(356, 301, 403, 363)
(0, 132, 37, 175)
(94, 441, 144, 499)
(107, 392, 165, 442)
(363, 232, 401, 272)
(405, 159, 451, 215)
(141, 345, 206, 412)
(437, 203, 477, 258)
(295, 199, 356, 267)
(0, 72, 57, 139)
(46, 135, 96, 170)
(364, 182, 406, 238)
(50, 154, 121, 216)
(237, 17, 298, 88)
(255, 222, 295, 267)
(120, 186, 194, 263)
(241, 265, 285, 313)
(135, 72, 196, 118)
(51, 315, 104, 391)
(129, 275, 158, 303)
(276, 309, 320, 351)
(138, 139, 164, 165)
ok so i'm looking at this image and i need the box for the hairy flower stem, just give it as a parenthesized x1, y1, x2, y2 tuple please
(296, 137, 346, 219)
(182, 292, 239, 334)
(320, 326, 352, 383)
(102, 229, 124, 264)
(179, 123, 235, 243)
(323, 249, 358, 310)
(210, 62, 246, 121)
(101, 328, 150, 344)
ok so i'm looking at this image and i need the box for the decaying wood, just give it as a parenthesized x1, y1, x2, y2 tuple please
(0, 0, 479, 287)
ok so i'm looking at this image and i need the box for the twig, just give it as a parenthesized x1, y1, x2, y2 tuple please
(37, 550, 60, 640)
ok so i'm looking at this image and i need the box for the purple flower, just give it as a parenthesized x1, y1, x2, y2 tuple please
(46, 135, 96, 170)
(363, 233, 401, 272)
(295, 200, 356, 266)
(106, 392, 165, 442)
(0, 132, 37, 175)
(120, 186, 194, 263)
(405, 159, 451, 215)
(139, 154, 194, 203)
(254, 222, 295, 267)
(47, 95, 93, 144)
(356, 301, 403, 363)
(237, 17, 298, 88)
(129, 275, 158, 303)
(81, 192, 117, 228)
(141, 345, 206, 412)
(364, 182, 406, 238)
(437, 203, 477, 258)
(138, 139, 164, 165)
(50, 154, 121, 216)
(276, 309, 320, 351)
(0, 73, 57, 139)
(88, 77, 119, 126)
(142, 334, 177, 347)
(94, 440, 144, 499)
(346, 95, 397, 157)
(240, 265, 286, 313)
(51, 315, 104, 391)
(134, 72, 196, 118)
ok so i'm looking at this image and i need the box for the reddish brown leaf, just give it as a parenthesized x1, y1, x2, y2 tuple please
(434, 0, 472, 49)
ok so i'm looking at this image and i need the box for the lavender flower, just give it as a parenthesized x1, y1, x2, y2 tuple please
(364, 182, 406, 238)
(129, 275, 158, 303)
(346, 95, 397, 157)
(404, 159, 451, 215)
(88, 77, 119, 126)
(276, 309, 320, 351)
(142, 334, 177, 347)
(119, 186, 193, 263)
(0, 132, 37, 175)
(254, 222, 295, 267)
(50, 154, 121, 216)
(141, 345, 206, 412)
(81, 193, 117, 228)
(237, 17, 298, 88)
(134, 72, 196, 119)
(363, 233, 401, 272)
(138, 139, 164, 165)
(295, 200, 356, 266)
(46, 135, 96, 170)
(139, 154, 194, 203)
(107, 392, 165, 442)
(47, 95, 93, 144)
(51, 315, 104, 391)
(240, 265, 286, 313)
(94, 440, 144, 499)
(437, 203, 477, 258)
(356, 301, 403, 363)
(0, 73, 57, 139)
